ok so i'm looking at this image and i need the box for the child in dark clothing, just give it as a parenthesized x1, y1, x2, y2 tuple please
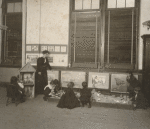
(57, 82, 80, 109)
(53, 79, 61, 94)
(10, 76, 26, 103)
(79, 82, 92, 108)
(126, 72, 149, 110)
(126, 72, 141, 100)
(132, 87, 149, 110)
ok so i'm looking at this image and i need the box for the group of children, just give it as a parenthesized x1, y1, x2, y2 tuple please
(43, 80, 92, 109)
(9, 75, 92, 109)
(9, 72, 149, 110)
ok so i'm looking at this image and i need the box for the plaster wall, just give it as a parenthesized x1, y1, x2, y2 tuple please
(0, 68, 19, 82)
(26, 0, 40, 44)
(40, 0, 69, 45)
(26, 0, 69, 45)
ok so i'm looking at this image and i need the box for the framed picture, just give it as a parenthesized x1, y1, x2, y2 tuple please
(26, 54, 39, 65)
(61, 71, 86, 88)
(88, 72, 109, 89)
(41, 46, 48, 52)
(26, 45, 31, 51)
(48, 54, 68, 67)
(31, 45, 38, 51)
(111, 74, 138, 93)
(47, 70, 59, 84)
(61, 46, 67, 53)
(24, 87, 34, 98)
(48, 46, 55, 52)
(23, 73, 34, 85)
(55, 46, 60, 52)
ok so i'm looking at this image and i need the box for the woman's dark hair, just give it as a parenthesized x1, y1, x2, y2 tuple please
(10, 76, 18, 85)
(42, 50, 50, 54)
(82, 81, 87, 88)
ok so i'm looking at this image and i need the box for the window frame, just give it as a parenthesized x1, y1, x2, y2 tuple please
(103, 0, 140, 70)
(0, 0, 22, 67)
(72, 0, 101, 12)
(107, 0, 136, 9)
(69, 0, 102, 68)
(69, 0, 140, 70)
(104, 8, 136, 69)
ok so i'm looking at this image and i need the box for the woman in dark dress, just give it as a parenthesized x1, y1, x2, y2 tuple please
(57, 82, 80, 109)
(35, 50, 51, 95)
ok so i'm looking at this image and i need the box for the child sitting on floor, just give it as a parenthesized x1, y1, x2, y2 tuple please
(57, 82, 80, 109)
(132, 87, 149, 110)
(79, 81, 92, 108)
(126, 71, 141, 100)
(10, 76, 26, 103)
(53, 79, 61, 94)
(43, 79, 60, 101)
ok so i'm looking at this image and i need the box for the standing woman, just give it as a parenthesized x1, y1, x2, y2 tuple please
(35, 50, 51, 95)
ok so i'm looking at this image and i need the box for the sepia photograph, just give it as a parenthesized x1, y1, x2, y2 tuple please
(1, 0, 150, 129)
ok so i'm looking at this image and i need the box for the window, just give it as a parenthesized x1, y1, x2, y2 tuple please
(74, 0, 100, 10)
(7, 2, 22, 13)
(69, 0, 139, 69)
(70, 0, 101, 68)
(104, 0, 138, 69)
(107, 0, 135, 8)
(105, 9, 137, 69)
(1, 1, 22, 67)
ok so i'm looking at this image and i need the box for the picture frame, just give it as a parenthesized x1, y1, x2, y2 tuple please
(23, 73, 34, 85)
(26, 54, 39, 65)
(47, 70, 59, 84)
(111, 73, 138, 93)
(26, 45, 32, 51)
(55, 46, 60, 52)
(48, 46, 55, 52)
(24, 87, 34, 98)
(61, 71, 86, 88)
(41, 46, 48, 52)
(31, 45, 39, 51)
(88, 72, 109, 89)
(61, 46, 67, 53)
(48, 54, 68, 67)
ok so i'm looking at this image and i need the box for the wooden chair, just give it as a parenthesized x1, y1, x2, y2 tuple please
(6, 84, 19, 106)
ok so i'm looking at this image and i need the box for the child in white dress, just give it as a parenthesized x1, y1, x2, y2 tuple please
(43, 79, 60, 101)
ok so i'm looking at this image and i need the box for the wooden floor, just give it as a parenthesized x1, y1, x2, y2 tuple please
(0, 86, 150, 129)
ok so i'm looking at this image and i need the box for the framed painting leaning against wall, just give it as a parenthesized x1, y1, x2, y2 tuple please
(111, 74, 138, 93)
(88, 72, 109, 89)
